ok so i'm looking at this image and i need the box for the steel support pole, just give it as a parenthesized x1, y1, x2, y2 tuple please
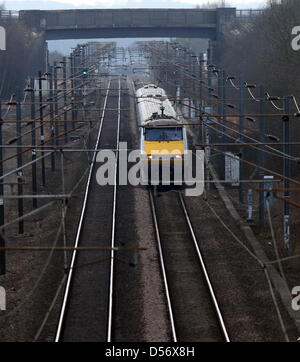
(222, 70, 227, 181)
(38, 71, 46, 187)
(217, 70, 223, 177)
(49, 66, 55, 171)
(70, 54, 75, 126)
(199, 54, 203, 109)
(188, 53, 192, 119)
(16, 102, 24, 234)
(63, 57, 68, 143)
(199, 55, 203, 143)
(283, 96, 291, 252)
(259, 85, 265, 226)
(207, 40, 212, 67)
(54, 63, 59, 146)
(239, 77, 245, 203)
(74, 50, 79, 122)
(0, 103, 5, 274)
(165, 43, 169, 94)
(217, 70, 222, 131)
(30, 77, 37, 209)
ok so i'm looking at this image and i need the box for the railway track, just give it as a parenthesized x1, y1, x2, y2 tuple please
(54, 77, 122, 342)
(54, 73, 230, 342)
(149, 189, 230, 342)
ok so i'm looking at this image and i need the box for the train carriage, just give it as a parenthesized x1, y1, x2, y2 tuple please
(136, 84, 188, 186)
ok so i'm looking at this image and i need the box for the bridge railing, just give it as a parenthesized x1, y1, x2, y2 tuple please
(0, 9, 264, 21)
(236, 9, 264, 18)
(0, 10, 19, 19)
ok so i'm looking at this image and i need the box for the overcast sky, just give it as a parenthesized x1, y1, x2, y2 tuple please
(4, 0, 268, 10)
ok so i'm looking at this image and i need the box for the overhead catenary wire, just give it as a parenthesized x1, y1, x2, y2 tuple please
(2, 39, 299, 342)
(203, 120, 298, 162)
(211, 146, 300, 186)
(1, 44, 113, 166)
(146, 42, 297, 338)
(145, 61, 296, 162)
(2, 57, 110, 165)
(265, 92, 284, 111)
(146, 42, 300, 117)
(0, 41, 115, 306)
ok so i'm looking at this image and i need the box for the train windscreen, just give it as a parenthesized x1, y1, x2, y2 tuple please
(145, 127, 183, 141)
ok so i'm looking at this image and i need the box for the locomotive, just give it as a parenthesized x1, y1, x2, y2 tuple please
(135, 84, 188, 186)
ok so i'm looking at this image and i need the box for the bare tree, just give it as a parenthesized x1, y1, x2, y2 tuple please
(0, 9, 45, 98)
(221, 0, 300, 96)
(196, 1, 230, 8)
(220, 0, 300, 176)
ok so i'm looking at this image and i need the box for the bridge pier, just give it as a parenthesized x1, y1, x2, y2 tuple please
(31, 31, 47, 74)
(214, 8, 236, 66)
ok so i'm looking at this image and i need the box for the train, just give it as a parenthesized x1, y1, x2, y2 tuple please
(135, 84, 188, 187)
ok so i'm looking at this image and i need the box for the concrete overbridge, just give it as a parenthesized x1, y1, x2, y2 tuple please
(19, 8, 236, 41)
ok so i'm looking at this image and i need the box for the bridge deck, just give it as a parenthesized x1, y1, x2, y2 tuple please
(19, 8, 236, 40)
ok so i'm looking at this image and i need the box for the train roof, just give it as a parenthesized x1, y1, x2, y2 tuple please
(136, 84, 166, 98)
(142, 119, 183, 127)
(136, 84, 180, 125)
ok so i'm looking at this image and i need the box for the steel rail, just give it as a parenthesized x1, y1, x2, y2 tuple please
(149, 190, 178, 342)
(107, 77, 121, 342)
(54, 78, 111, 342)
(178, 193, 230, 342)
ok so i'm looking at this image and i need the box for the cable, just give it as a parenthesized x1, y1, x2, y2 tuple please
(211, 145, 300, 186)
(265, 198, 288, 285)
(265, 92, 284, 111)
(204, 120, 297, 162)
(206, 200, 264, 267)
(292, 95, 300, 114)
(1, 208, 65, 318)
(146, 43, 296, 121)
(33, 274, 67, 342)
(205, 197, 290, 342)
(205, 164, 292, 342)
(3, 94, 14, 118)
(263, 267, 290, 342)
(229, 78, 240, 90)
(144, 46, 297, 162)
(0, 43, 116, 341)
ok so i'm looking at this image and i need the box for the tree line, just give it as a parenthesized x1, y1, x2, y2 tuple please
(0, 13, 45, 99)
(221, 0, 300, 98)
(220, 0, 300, 176)
(172, 1, 300, 177)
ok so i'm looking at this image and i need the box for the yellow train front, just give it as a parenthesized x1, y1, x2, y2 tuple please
(136, 84, 188, 187)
